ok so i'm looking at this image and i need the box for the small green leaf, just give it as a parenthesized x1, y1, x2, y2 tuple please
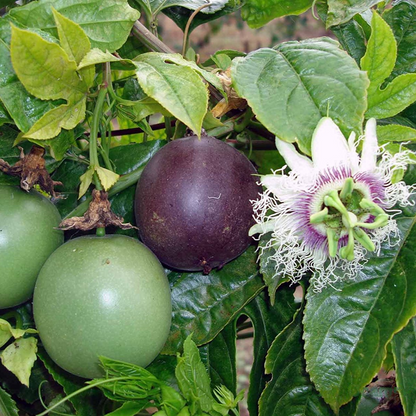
(95, 166, 119, 191)
(377, 124, 416, 143)
(162, 247, 263, 354)
(0, 319, 26, 348)
(392, 316, 416, 416)
(384, 1, 416, 80)
(22, 94, 86, 140)
(0, 386, 19, 416)
(79, 167, 94, 199)
(78, 48, 136, 71)
(304, 216, 416, 412)
(10, 25, 87, 101)
(134, 53, 208, 136)
(326, 0, 379, 27)
(232, 38, 368, 155)
(1, 337, 38, 387)
(52, 8, 94, 87)
(175, 335, 215, 414)
(241, 0, 313, 29)
(361, 12, 416, 118)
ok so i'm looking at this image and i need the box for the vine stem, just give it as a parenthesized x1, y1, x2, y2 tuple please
(181, 3, 212, 57)
(36, 376, 135, 416)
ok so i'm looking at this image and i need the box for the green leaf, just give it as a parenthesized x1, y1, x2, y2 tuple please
(361, 12, 416, 118)
(259, 308, 334, 416)
(326, 0, 379, 27)
(0, 101, 12, 126)
(1, 337, 38, 387)
(392, 316, 416, 416)
(10, 25, 87, 101)
(134, 53, 209, 136)
(0, 386, 19, 416)
(52, 8, 94, 87)
(303, 215, 416, 412)
(377, 124, 416, 143)
(23, 94, 86, 140)
(130, 0, 226, 19)
(241, 0, 313, 29)
(38, 347, 103, 416)
(331, 19, 367, 64)
(0, 34, 62, 133)
(95, 166, 119, 191)
(30, 129, 76, 161)
(162, 247, 264, 354)
(231, 38, 368, 155)
(243, 287, 299, 416)
(199, 322, 237, 394)
(384, 1, 416, 80)
(9, 0, 140, 52)
(175, 335, 215, 414)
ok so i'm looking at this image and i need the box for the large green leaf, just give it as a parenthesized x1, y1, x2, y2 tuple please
(130, 0, 226, 19)
(9, 0, 140, 52)
(243, 287, 299, 416)
(134, 53, 208, 136)
(361, 12, 416, 119)
(332, 20, 367, 64)
(0, 386, 19, 416)
(392, 316, 416, 416)
(241, 0, 313, 29)
(303, 215, 416, 412)
(259, 308, 334, 416)
(231, 38, 368, 155)
(384, 1, 416, 80)
(326, 0, 379, 27)
(162, 247, 264, 354)
(377, 124, 416, 143)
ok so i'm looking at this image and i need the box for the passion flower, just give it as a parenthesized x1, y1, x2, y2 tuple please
(249, 117, 415, 291)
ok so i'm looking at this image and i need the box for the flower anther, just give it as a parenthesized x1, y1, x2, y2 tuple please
(250, 117, 415, 291)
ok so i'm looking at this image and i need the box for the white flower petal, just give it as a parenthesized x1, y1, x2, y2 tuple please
(249, 219, 276, 236)
(311, 117, 351, 171)
(348, 131, 360, 173)
(275, 138, 313, 173)
(360, 118, 378, 172)
(260, 175, 298, 201)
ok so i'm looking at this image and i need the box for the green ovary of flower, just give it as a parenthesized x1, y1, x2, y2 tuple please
(310, 177, 388, 261)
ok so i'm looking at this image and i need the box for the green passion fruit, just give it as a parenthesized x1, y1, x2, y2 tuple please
(134, 134, 262, 273)
(0, 185, 63, 309)
(33, 235, 172, 379)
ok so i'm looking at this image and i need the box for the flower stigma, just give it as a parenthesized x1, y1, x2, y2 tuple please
(249, 117, 415, 291)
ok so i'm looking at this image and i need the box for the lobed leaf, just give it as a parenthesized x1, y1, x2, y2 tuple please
(231, 38, 368, 155)
(303, 215, 416, 412)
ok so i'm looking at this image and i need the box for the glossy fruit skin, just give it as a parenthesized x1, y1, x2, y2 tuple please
(0, 185, 63, 309)
(33, 235, 172, 379)
(135, 135, 262, 272)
